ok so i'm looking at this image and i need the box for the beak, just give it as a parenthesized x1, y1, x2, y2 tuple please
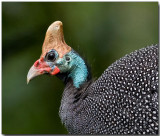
(27, 65, 41, 84)
(27, 58, 60, 84)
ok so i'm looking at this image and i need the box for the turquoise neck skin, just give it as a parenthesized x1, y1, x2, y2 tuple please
(68, 51, 89, 88)
(56, 50, 89, 88)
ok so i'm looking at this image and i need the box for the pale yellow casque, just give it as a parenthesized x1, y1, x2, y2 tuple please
(41, 21, 71, 58)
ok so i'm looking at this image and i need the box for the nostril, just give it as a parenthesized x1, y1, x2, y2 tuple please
(34, 60, 40, 67)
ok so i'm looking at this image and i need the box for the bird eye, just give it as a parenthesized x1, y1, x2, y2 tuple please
(46, 51, 56, 62)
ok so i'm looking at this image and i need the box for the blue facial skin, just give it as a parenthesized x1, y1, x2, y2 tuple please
(56, 50, 89, 88)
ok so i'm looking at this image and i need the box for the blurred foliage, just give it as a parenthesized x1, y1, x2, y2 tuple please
(2, 2, 158, 134)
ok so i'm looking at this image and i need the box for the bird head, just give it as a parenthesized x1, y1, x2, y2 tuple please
(27, 21, 89, 88)
(27, 21, 72, 83)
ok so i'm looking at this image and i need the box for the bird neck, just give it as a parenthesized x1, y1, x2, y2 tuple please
(57, 50, 92, 89)
(68, 52, 90, 88)
(58, 51, 92, 128)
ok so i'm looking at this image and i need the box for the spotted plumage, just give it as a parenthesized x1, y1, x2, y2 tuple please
(27, 21, 159, 134)
(59, 45, 158, 134)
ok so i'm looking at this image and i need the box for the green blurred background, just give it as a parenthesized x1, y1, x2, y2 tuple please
(2, 2, 158, 134)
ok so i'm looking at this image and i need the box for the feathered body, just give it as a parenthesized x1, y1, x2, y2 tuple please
(27, 21, 159, 135)
(59, 45, 158, 134)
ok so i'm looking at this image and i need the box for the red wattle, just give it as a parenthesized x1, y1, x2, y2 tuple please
(51, 66, 60, 75)
(33, 58, 60, 75)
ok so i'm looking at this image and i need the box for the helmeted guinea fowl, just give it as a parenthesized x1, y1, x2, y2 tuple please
(27, 21, 159, 134)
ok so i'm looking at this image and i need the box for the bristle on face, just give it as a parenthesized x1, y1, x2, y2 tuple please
(41, 21, 71, 58)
